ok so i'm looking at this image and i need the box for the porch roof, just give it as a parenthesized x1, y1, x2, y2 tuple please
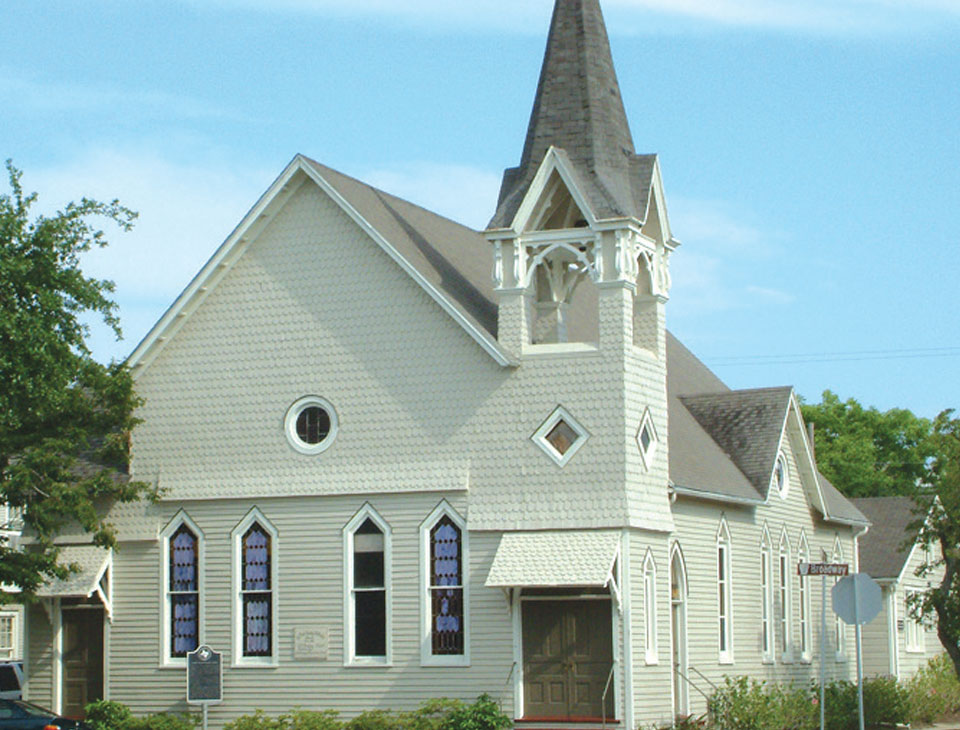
(36, 545, 111, 599)
(485, 530, 620, 588)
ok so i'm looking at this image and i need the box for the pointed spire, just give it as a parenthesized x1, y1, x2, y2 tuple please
(489, 0, 653, 230)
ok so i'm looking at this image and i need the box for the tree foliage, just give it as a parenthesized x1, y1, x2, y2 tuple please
(801, 390, 935, 498)
(912, 410, 960, 680)
(0, 160, 151, 598)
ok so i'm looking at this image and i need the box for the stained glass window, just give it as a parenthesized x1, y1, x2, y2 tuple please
(169, 524, 199, 657)
(430, 516, 463, 655)
(242, 524, 272, 657)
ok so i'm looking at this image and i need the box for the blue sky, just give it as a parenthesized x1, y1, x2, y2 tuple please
(3, 0, 959, 417)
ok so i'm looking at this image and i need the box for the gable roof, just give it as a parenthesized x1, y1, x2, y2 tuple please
(128, 156, 514, 375)
(851, 496, 917, 579)
(680, 386, 794, 500)
(489, 0, 657, 228)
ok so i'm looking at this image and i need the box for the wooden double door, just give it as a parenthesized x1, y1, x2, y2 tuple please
(522, 599, 614, 720)
(61, 607, 104, 720)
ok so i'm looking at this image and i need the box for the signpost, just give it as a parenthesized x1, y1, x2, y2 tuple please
(187, 645, 222, 730)
(798, 563, 849, 730)
(833, 574, 883, 730)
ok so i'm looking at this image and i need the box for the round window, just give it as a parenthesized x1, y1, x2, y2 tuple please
(285, 396, 338, 455)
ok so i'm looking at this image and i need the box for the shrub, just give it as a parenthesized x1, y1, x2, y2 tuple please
(225, 709, 288, 730)
(86, 700, 133, 730)
(344, 710, 406, 730)
(124, 713, 200, 730)
(709, 676, 817, 730)
(907, 654, 960, 724)
(281, 709, 342, 730)
(441, 695, 511, 730)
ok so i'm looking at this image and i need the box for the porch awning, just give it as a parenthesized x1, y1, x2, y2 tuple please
(485, 531, 620, 588)
(36, 546, 112, 617)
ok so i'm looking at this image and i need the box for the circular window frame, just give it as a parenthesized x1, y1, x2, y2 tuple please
(284, 396, 339, 455)
(774, 452, 789, 499)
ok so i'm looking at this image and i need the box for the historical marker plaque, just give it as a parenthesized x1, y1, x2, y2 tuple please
(187, 645, 222, 705)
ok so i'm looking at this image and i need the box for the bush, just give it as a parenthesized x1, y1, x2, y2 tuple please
(86, 700, 133, 730)
(907, 654, 960, 724)
(124, 713, 200, 730)
(709, 676, 817, 730)
(441, 695, 511, 730)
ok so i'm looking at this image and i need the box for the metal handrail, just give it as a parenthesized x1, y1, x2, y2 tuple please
(674, 667, 712, 702)
(498, 661, 517, 712)
(687, 665, 719, 692)
(601, 663, 616, 730)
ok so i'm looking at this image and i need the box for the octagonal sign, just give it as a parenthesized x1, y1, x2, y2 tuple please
(832, 573, 882, 626)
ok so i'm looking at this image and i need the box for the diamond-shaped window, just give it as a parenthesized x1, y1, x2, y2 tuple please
(636, 409, 658, 470)
(532, 406, 589, 467)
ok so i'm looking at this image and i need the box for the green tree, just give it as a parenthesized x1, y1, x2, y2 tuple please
(0, 160, 151, 598)
(801, 390, 934, 498)
(912, 410, 960, 680)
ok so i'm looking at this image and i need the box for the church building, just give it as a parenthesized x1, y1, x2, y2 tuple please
(22, 0, 871, 726)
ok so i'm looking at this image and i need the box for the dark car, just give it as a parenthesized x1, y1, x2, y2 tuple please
(0, 698, 91, 729)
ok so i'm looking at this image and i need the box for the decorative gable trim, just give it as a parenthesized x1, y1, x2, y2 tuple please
(509, 147, 599, 233)
(128, 155, 514, 379)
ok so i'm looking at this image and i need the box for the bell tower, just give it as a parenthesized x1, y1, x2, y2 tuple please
(485, 0, 677, 359)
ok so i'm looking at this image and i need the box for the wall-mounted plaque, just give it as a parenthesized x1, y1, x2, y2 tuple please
(294, 627, 329, 660)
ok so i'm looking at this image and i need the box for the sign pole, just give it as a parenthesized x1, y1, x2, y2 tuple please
(820, 574, 826, 730)
(203, 704, 208, 730)
(854, 577, 865, 730)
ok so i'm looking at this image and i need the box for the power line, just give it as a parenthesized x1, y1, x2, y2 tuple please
(706, 346, 960, 367)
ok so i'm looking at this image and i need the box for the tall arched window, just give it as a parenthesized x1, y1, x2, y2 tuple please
(717, 518, 733, 663)
(797, 532, 812, 661)
(760, 525, 774, 663)
(344, 505, 391, 665)
(161, 511, 204, 665)
(420, 503, 468, 666)
(832, 538, 846, 660)
(232, 508, 278, 666)
(643, 550, 658, 665)
(778, 529, 792, 661)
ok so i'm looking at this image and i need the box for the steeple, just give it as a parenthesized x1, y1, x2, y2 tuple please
(488, 0, 651, 230)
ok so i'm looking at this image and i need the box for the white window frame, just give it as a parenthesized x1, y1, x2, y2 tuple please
(778, 529, 793, 662)
(772, 452, 789, 500)
(904, 590, 925, 653)
(760, 525, 774, 664)
(0, 610, 20, 660)
(832, 538, 847, 662)
(159, 511, 205, 668)
(343, 504, 392, 667)
(797, 531, 812, 662)
(231, 508, 279, 668)
(284, 395, 339, 456)
(636, 408, 659, 471)
(717, 518, 734, 664)
(643, 550, 658, 665)
(531, 405, 590, 468)
(420, 501, 470, 667)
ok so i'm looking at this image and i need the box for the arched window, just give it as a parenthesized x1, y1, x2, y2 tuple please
(344, 505, 391, 665)
(717, 518, 733, 663)
(643, 550, 658, 664)
(832, 538, 846, 660)
(232, 509, 278, 666)
(797, 531, 812, 661)
(160, 512, 204, 665)
(760, 525, 774, 663)
(778, 529, 792, 661)
(420, 503, 468, 666)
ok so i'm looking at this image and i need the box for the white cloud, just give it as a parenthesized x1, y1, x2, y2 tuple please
(25, 149, 275, 361)
(362, 162, 502, 230)
(179, 0, 960, 34)
(0, 71, 234, 121)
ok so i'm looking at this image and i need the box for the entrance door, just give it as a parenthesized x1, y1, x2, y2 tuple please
(522, 600, 613, 720)
(61, 608, 104, 719)
(670, 550, 688, 718)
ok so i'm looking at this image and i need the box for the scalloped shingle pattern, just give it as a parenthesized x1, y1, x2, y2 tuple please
(485, 530, 620, 587)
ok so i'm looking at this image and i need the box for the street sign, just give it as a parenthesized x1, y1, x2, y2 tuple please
(187, 645, 222, 705)
(832, 574, 882, 626)
(798, 562, 849, 577)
